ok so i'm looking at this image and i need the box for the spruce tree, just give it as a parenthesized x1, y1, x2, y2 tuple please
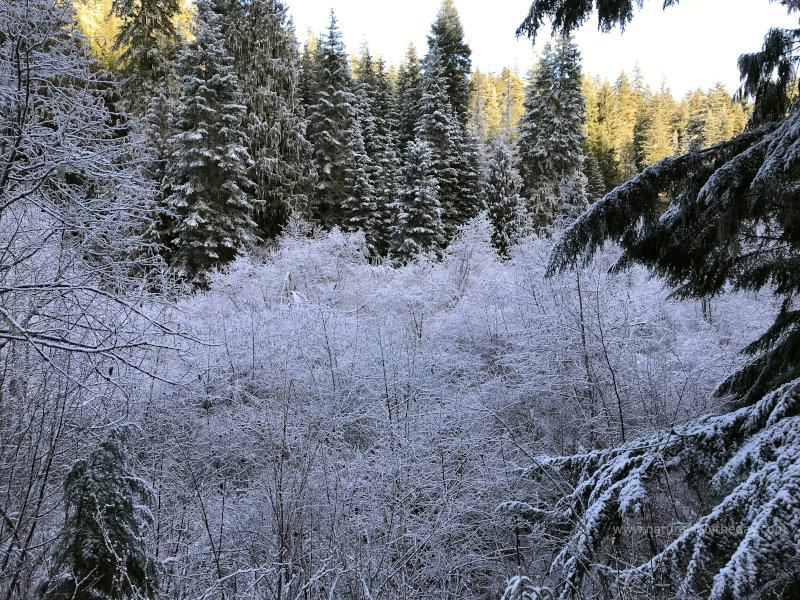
(454, 127, 486, 225)
(517, 36, 587, 227)
(230, 0, 314, 239)
(592, 78, 622, 191)
(414, 43, 460, 240)
(396, 44, 423, 152)
(342, 89, 380, 254)
(40, 429, 157, 600)
(390, 140, 444, 262)
(298, 32, 318, 108)
(484, 139, 526, 255)
(355, 51, 399, 256)
(427, 0, 473, 127)
(305, 11, 357, 229)
(111, 0, 181, 112)
(161, 0, 256, 286)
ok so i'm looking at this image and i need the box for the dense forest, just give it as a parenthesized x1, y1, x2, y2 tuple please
(1, 0, 799, 599)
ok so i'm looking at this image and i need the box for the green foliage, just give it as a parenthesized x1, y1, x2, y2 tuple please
(40, 429, 157, 600)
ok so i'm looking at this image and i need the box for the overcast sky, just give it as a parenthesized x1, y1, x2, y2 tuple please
(286, 0, 797, 97)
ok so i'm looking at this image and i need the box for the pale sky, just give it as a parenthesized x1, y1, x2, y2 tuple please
(286, 0, 798, 97)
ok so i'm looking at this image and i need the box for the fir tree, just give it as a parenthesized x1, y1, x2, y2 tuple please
(484, 139, 526, 255)
(342, 89, 380, 254)
(427, 0, 473, 127)
(298, 32, 318, 108)
(591, 78, 622, 191)
(414, 43, 460, 241)
(355, 50, 400, 256)
(40, 429, 157, 600)
(111, 0, 181, 112)
(390, 140, 444, 262)
(396, 44, 423, 152)
(161, 0, 256, 286)
(518, 36, 587, 227)
(230, 0, 314, 239)
(454, 127, 486, 225)
(140, 88, 174, 255)
(305, 11, 357, 228)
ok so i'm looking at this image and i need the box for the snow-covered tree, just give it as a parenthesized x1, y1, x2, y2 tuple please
(40, 429, 157, 600)
(484, 140, 526, 255)
(112, 0, 181, 112)
(0, 0, 160, 358)
(0, 4, 172, 594)
(161, 0, 256, 286)
(518, 37, 587, 227)
(415, 43, 460, 241)
(355, 49, 400, 256)
(227, 0, 314, 239)
(396, 44, 423, 151)
(427, 0, 473, 127)
(342, 90, 380, 254)
(390, 140, 444, 261)
(306, 11, 357, 229)
(453, 127, 486, 226)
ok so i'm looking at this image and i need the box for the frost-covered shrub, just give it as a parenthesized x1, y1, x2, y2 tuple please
(137, 219, 775, 600)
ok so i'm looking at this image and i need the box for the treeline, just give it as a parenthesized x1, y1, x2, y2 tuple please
(72, 0, 749, 286)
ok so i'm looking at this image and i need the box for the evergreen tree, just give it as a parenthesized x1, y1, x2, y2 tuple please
(633, 83, 678, 169)
(454, 127, 486, 225)
(140, 88, 174, 254)
(396, 44, 423, 152)
(516, 2, 800, 597)
(298, 32, 318, 108)
(687, 83, 746, 151)
(355, 50, 400, 256)
(484, 139, 526, 255)
(305, 11, 357, 228)
(469, 70, 501, 144)
(342, 89, 380, 254)
(593, 78, 622, 191)
(517, 36, 587, 227)
(613, 70, 640, 181)
(497, 67, 526, 143)
(582, 151, 606, 201)
(231, 0, 314, 239)
(161, 0, 256, 286)
(414, 43, 461, 240)
(427, 0, 473, 127)
(111, 0, 181, 112)
(390, 140, 444, 261)
(40, 429, 157, 600)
